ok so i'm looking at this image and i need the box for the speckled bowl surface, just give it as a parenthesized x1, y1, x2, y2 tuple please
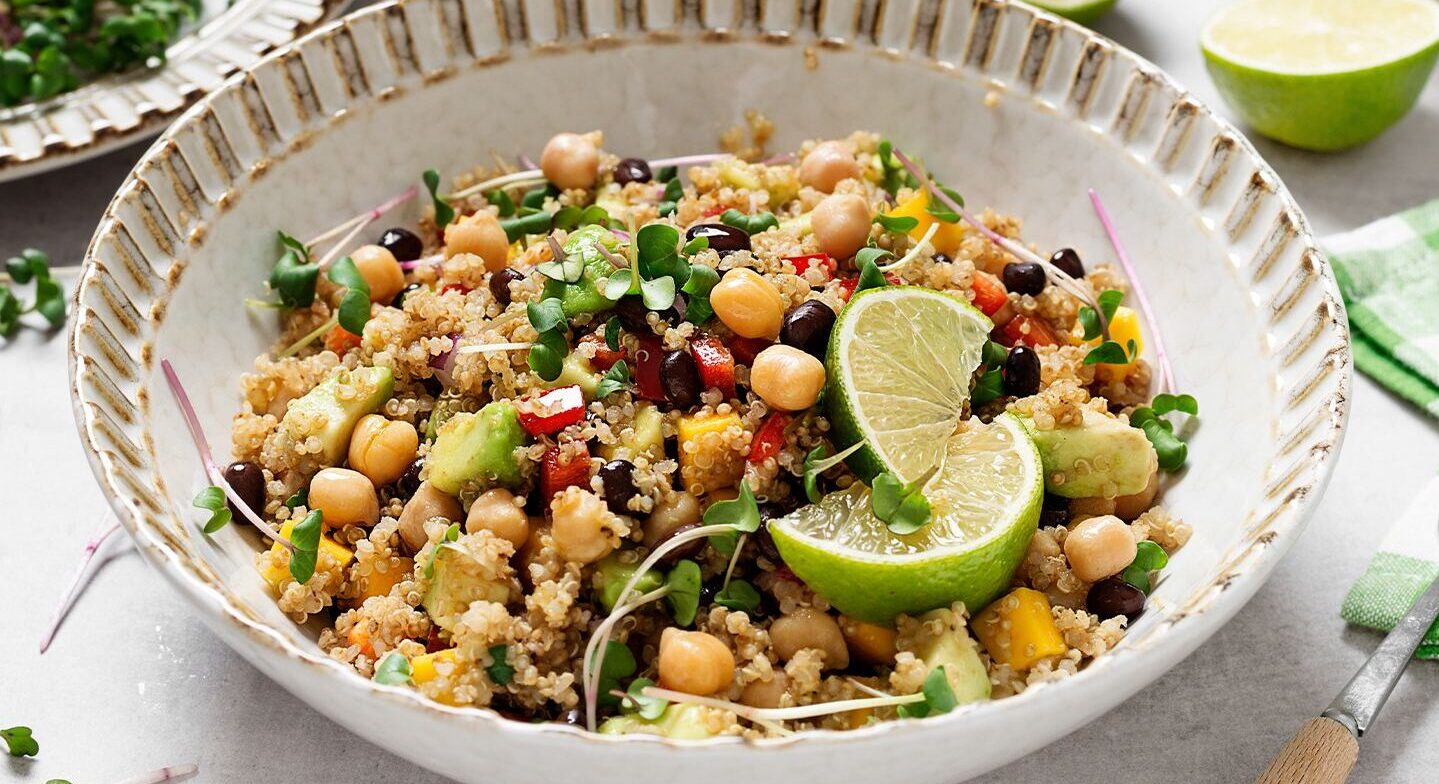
(69, 1, 1351, 781)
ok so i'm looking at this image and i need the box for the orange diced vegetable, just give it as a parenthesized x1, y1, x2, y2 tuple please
(972, 587, 1067, 672)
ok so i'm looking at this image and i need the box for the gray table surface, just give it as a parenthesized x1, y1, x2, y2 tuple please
(6, 2, 1439, 782)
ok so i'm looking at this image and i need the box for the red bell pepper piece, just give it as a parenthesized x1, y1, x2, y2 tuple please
(999, 314, 1060, 348)
(969, 272, 1008, 316)
(787, 253, 836, 278)
(729, 336, 773, 366)
(633, 334, 666, 402)
(323, 325, 362, 354)
(579, 332, 627, 371)
(540, 442, 592, 500)
(689, 335, 736, 398)
(748, 413, 791, 465)
(838, 273, 903, 302)
(439, 282, 472, 296)
(517, 385, 586, 436)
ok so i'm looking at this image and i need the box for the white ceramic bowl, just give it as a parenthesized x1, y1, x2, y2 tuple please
(69, 1, 1351, 781)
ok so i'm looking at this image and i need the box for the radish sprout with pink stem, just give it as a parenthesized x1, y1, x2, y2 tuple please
(1088, 188, 1176, 394)
(639, 685, 925, 725)
(112, 763, 200, 784)
(303, 185, 419, 253)
(161, 359, 293, 550)
(39, 513, 122, 654)
(445, 153, 732, 203)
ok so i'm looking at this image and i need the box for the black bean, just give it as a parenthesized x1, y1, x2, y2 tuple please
(1039, 493, 1070, 528)
(1002, 262, 1047, 296)
(752, 519, 783, 564)
(779, 300, 838, 358)
(597, 459, 639, 516)
(488, 268, 524, 306)
(420, 376, 444, 397)
(1050, 248, 1085, 279)
(613, 157, 653, 185)
(656, 522, 705, 565)
(391, 282, 422, 309)
(379, 227, 423, 262)
(1003, 345, 1041, 397)
(685, 223, 751, 256)
(614, 296, 678, 334)
(932, 253, 953, 265)
(223, 462, 265, 519)
(661, 349, 701, 409)
(1087, 577, 1145, 620)
(397, 460, 424, 499)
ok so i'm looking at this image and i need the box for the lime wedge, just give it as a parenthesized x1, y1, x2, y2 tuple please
(1030, 0, 1118, 25)
(1201, 0, 1439, 151)
(770, 413, 1042, 622)
(825, 286, 992, 483)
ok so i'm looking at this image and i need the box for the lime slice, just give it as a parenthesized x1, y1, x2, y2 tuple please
(770, 413, 1042, 622)
(1030, 0, 1118, 25)
(1201, 0, 1439, 151)
(825, 286, 992, 483)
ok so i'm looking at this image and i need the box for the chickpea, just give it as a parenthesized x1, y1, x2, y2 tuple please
(1063, 515, 1138, 582)
(397, 481, 463, 554)
(642, 492, 702, 549)
(749, 345, 826, 411)
(349, 244, 406, 304)
(348, 414, 419, 487)
(799, 140, 862, 193)
(739, 671, 788, 709)
(444, 212, 509, 271)
(466, 487, 530, 548)
(308, 467, 379, 529)
(550, 487, 615, 565)
(709, 268, 784, 339)
(1113, 470, 1159, 521)
(811, 194, 871, 260)
(770, 608, 849, 669)
(838, 615, 899, 665)
(658, 628, 735, 696)
(540, 132, 599, 190)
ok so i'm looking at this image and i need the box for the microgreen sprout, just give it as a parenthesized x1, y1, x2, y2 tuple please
(40, 513, 121, 654)
(301, 186, 418, 251)
(854, 252, 891, 293)
(682, 235, 710, 255)
(487, 645, 515, 685)
(604, 315, 623, 351)
(423, 523, 462, 579)
(680, 264, 720, 325)
(871, 463, 940, 535)
(552, 204, 610, 232)
(1121, 540, 1170, 594)
(637, 679, 942, 729)
(191, 486, 232, 533)
(1077, 289, 1124, 342)
(423, 169, 456, 229)
(657, 177, 684, 217)
(1, 247, 66, 334)
(970, 368, 1005, 407)
(372, 652, 414, 686)
(924, 187, 964, 224)
(595, 360, 632, 399)
(803, 441, 866, 503)
(109, 763, 200, 784)
(719, 208, 779, 235)
(877, 140, 919, 197)
(1130, 392, 1199, 472)
(327, 256, 373, 335)
(879, 222, 940, 274)
(714, 579, 762, 613)
(894, 666, 959, 719)
(526, 299, 568, 382)
(538, 235, 585, 284)
(265, 232, 318, 308)
(162, 359, 293, 551)
(620, 677, 669, 719)
(663, 559, 702, 626)
(874, 213, 919, 233)
(286, 510, 324, 584)
(1, 725, 38, 757)
(1090, 188, 1176, 394)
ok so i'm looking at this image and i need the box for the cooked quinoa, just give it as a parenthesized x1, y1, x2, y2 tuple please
(210, 129, 1193, 738)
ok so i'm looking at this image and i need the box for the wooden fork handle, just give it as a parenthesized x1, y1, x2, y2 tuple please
(1254, 717, 1359, 784)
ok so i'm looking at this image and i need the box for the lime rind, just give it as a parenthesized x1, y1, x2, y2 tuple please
(1030, 0, 1118, 26)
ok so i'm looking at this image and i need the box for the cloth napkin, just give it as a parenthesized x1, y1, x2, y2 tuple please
(1326, 202, 1439, 656)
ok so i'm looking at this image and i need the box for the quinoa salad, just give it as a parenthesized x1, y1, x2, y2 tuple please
(170, 128, 1198, 738)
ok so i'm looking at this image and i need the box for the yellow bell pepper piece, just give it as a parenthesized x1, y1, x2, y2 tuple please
(259, 517, 355, 590)
(411, 648, 462, 705)
(884, 191, 967, 256)
(352, 556, 414, 604)
(676, 411, 745, 494)
(1071, 306, 1144, 382)
(972, 588, 1067, 672)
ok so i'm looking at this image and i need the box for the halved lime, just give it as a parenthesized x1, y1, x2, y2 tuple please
(1030, 0, 1118, 26)
(825, 286, 992, 483)
(770, 413, 1043, 622)
(1201, 0, 1439, 151)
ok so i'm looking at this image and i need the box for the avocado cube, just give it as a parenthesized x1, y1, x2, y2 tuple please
(278, 366, 394, 466)
(427, 401, 528, 494)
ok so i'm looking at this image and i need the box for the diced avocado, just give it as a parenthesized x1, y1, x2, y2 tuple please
(595, 554, 664, 612)
(548, 352, 600, 399)
(425, 389, 466, 442)
(599, 402, 665, 463)
(428, 401, 528, 494)
(422, 535, 514, 632)
(279, 366, 393, 466)
(912, 608, 991, 705)
(1019, 408, 1158, 499)
(597, 703, 718, 739)
(555, 223, 621, 317)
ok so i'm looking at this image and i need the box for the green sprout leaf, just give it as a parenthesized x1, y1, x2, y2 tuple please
(527, 298, 566, 333)
(1121, 540, 1170, 594)
(871, 465, 937, 535)
(486, 644, 515, 685)
(269, 232, 319, 308)
(682, 235, 710, 255)
(622, 677, 669, 720)
(592, 640, 637, 707)
(527, 343, 564, 381)
(192, 485, 232, 534)
(487, 189, 517, 217)
(636, 222, 686, 283)
(0, 288, 20, 335)
(639, 275, 677, 311)
(719, 209, 779, 236)
(328, 256, 372, 336)
(655, 165, 678, 183)
(285, 488, 308, 509)
(1130, 406, 1190, 472)
(714, 579, 761, 613)
(604, 315, 622, 351)
(552, 204, 610, 232)
(287, 509, 323, 584)
(424, 522, 462, 580)
(924, 186, 965, 223)
(803, 446, 829, 504)
(874, 213, 919, 233)
(877, 140, 918, 197)
(1083, 340, 1131, 366)
(1, 726, 38, 757)
(970, 368, 1005, 407)
(372, 652, 414, 686)
(855, 254, 891, 293)
(1097, 289, 1124, 320)
(595, 360, 631, 399)
(1077, 307, 1102, 341)
(657, 177, 684, 217)
(536, 239, 584, 284)
(664, 559, 702, 627)
(423, 169, 455, 230)
(702, 479, 760, 533)
(33, 276, 65, 327)
(522, 185, 556, 209)
(1151, 393, 1199, 417)
(982, 340, 1008, 368)
(500, 211, 555, 242)
(681, 264, 720, 326)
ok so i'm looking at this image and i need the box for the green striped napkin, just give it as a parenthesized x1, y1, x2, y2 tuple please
(1328, 202, 1439, 657)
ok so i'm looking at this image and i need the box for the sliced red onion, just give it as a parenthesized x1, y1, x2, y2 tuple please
(399, 253, 444, 272)
(519, 154, 538, 170)
(429, 333, 461, 386)
(1089, 188, 1176, 394)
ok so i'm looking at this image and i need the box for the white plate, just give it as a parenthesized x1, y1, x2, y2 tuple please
(68, 0, 1351, 781)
